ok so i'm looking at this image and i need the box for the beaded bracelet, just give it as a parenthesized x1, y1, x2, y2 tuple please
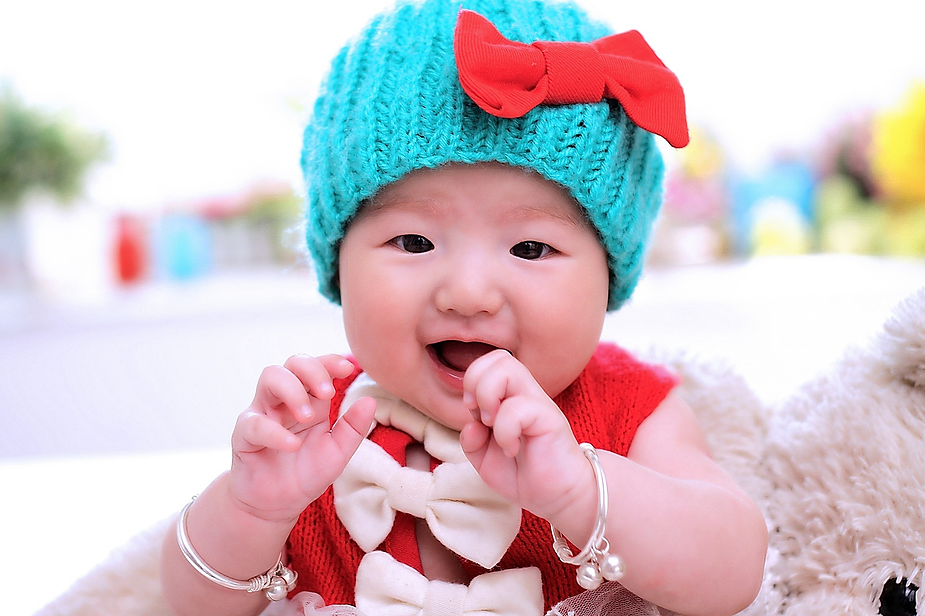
(551, 443, 625, 590)
(176, 498, 297, 601)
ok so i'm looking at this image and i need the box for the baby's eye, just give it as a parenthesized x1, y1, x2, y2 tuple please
(510, 241, 554, 260)
(390, 234, 434, 253)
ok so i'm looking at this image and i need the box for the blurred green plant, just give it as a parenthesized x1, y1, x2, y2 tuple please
(242, 185, 304, 262)
(243, 186, 302, 223)
(0, 85, 108, 211)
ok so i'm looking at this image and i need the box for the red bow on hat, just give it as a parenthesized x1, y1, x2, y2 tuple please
(453, 9, 689, 148)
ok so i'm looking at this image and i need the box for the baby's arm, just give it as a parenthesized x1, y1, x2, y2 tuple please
(460, 351, 767, 616)
(160, 355, 376, 616)
(582, 395, 766, 616)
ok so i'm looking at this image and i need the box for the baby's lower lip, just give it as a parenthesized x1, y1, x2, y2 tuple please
(427, 346, 465, 389)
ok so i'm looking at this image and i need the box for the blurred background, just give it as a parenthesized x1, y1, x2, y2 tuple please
(1, 0, 924, 614)
(2, 0, 924, 302)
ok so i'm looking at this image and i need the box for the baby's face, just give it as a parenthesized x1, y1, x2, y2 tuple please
(338, 163, 609, 429)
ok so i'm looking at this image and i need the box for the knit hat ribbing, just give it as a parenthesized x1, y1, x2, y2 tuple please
(302, 0, 668, 311)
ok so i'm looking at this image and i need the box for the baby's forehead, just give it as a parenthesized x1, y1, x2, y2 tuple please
(357, 162, 590, 226)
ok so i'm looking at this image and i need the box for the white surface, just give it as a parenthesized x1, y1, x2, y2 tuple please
(606, 255, 925, 404)
(2, 254, 925, 616)
(0, 449, 229, 616)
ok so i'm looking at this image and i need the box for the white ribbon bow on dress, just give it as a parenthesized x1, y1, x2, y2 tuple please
(340, 373, 468, 463)
(355, 551, 544, 616)
(334, 375, 521, 568)
(335, 438, 522, 568)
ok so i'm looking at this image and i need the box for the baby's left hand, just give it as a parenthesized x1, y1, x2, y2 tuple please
(459, 350, 591, 519)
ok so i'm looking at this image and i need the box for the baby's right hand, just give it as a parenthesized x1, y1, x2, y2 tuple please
(228, 354, 376, 523)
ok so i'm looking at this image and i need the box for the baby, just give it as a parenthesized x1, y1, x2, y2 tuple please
(161, 1, 768, 616)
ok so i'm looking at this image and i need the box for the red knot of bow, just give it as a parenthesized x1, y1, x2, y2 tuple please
(453, 9, 689, 148)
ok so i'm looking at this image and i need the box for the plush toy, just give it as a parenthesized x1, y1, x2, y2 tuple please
(741, 287, 925, 616)
(33, 291, 925, 616)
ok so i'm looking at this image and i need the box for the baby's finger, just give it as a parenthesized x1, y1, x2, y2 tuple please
(471, 364, 519, 427)
(233, 410, 301, 453)
(488, 397, 538, 457)
(284, 354, 355, 414)
(459, 420, 491, 459)
(255, 364, 316, 423)
(463, 349, 509, 396)
(317, 354, 358, 379)
(464, 350, 514, 424)
(329, 396, 377, 457)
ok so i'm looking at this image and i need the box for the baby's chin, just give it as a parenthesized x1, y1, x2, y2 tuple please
(414, 397, 475, 433)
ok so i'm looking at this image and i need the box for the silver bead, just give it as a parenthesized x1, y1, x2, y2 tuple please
(576, 562, 603, 590)
(600, 554, 625, 581)
(280, 567, 297, 586)
(266, 579, 290, 602)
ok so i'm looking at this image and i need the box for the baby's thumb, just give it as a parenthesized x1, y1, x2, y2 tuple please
(331, 396, 377, 459)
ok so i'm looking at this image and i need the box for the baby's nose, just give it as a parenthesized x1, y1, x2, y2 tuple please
(434, 260, 504, 316)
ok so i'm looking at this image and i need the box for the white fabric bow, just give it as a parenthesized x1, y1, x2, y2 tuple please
(334, 438, 521, 568)
(340, 373, 467, 464)
(355, 551, 543, 616)
(335, 374, 521, 568)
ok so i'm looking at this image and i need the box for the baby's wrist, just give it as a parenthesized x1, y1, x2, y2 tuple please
(228, 495, 305, 528)
(221, 472, 306, 529)
(177, 475, 298, 585)
(550, 444, 625, 591)
(540, 446, 600, 545)
(177, 498, 298, 601)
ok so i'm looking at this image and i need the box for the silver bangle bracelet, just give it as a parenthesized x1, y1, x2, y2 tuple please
(176, 498, 298, 601)
(550, 443, 625, 590)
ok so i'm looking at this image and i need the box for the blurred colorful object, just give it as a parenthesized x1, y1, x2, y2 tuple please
(748, 196, 813, 256)
(114, 214, 148, 285)
(655, 128, 730, 264)
(731, 159, 816, 255)
(155, 214, 212, 280)
(871, 82, 925, 205)
(815, 111, 877, 200)
(815, 175, 886, 254)
(663, 127, 727, 223)
(810, 81, 925, 257)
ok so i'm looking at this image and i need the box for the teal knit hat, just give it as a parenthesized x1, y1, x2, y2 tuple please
(302, 0, 685, 310)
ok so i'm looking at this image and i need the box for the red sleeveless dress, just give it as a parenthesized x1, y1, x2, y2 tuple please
(286, 343, 677, 610)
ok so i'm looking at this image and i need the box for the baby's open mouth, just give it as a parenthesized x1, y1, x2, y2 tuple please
(430, 341, 501, 372)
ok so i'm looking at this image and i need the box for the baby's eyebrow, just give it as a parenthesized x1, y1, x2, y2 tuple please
(355, 195, 438, 221)
(506, 203, 590, 230)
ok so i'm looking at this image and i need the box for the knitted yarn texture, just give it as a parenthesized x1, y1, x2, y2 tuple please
(302, 0, 669, 310)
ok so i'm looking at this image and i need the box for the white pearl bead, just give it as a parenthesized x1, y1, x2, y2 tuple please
(280, 568, 297, 586)
(600, 554, 625, 581)
(576, 562, 603, 590)
(266, 581, 289, 601)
